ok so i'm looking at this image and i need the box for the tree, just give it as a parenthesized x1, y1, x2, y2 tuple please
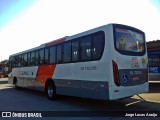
(0, 59, 8, 64)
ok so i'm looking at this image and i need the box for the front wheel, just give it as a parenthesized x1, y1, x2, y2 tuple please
(46, 81, 56, 100)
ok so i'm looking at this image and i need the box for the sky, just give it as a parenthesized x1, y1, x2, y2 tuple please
(0, 0, 160, 61)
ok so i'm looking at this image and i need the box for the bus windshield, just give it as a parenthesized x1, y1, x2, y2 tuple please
(115, 28, 145, 55)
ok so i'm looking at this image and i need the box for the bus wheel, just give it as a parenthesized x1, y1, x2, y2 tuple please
(46, 81, 56, 100)
(14, 79, 20, 90)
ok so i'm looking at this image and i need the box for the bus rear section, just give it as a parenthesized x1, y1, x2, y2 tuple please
(109, 24, 149, 100)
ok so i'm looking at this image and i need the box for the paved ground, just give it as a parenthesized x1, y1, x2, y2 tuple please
(0, 78, 160, 120)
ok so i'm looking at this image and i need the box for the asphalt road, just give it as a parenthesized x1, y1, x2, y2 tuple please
(0, 78, 160, 120)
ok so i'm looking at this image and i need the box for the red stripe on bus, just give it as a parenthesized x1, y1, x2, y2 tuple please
(33, 64, 56, 90)
(45, 38, 65, 47)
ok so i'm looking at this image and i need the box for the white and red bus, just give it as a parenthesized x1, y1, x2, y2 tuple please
(8, 24, 148, 100)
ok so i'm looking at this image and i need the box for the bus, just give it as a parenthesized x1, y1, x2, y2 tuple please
(148, 51, 160, 81)
(8, 24, 149, 100)
(0, 64, 8, 78)
(0, 67, 5, 78)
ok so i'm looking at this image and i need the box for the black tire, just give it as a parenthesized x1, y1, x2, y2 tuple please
(14, 79, 20, 90)
(46, 81, 56, 100)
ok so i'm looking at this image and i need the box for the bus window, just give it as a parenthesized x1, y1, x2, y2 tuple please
(31, 51, 35, 66)
(81, 36, 92, 61)
(44, 48, 49, 64)
(39, 49, 44, 65)
(115, 28, 145, 55)
(24, 53, 28, 66)
(12, 56, 16, 67)
(28, 53, 31, 66)
(93, 32, 104, 60)
(64, 42, 71, 63)
(57, 45, 62, 63)
(14, 56, 17, 67)
(17, 55, 21, 67)
(49, 46, 56, 64)
(72, 40, 79, 62)
(35, 50, 39, 65)
(9, 57, 13, 68)
(21, 55, 24, 67)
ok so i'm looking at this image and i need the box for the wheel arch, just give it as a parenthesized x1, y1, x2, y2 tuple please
(45, 78, 55, 92)
(45, 78, 57, 100)
(13, 77, 17, 84)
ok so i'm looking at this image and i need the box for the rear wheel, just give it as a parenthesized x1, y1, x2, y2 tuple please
(14, 78, 20, 90)
(46, 81, 56, 100)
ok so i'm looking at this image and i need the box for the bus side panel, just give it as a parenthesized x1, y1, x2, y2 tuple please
(8, 66, 40, 89)
(52, 26, 111, 100)
(53, 60, 110, 100)
(8, 76, 14, 84)
(8, 68, 19, 84)
(80, 81, 109, 99)
(55, 79, 109, 100)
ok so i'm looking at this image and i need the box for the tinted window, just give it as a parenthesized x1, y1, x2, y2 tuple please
(49, 46, 56, 64)
(17, 55, 21, 67)
(114, 27, 145, 56)
(57, 45, 62, 63)
(24, 53, 28, 66)
(27, 53, 31, 66)
(11, 57, 15, 68)
(39, 49, 44, 65)
(35, 50, 39, 65)
(9, 57, 13, 68)
(21, 55, 24, 67)
(14, 56, 18, 67)
(10, 31, 105, 67)
(72, 40, 79, 62)
(64, 42, 71, 62)
(13, 56, 16, 67)
(44, 48, 49, 64)
(81, 36, 92, 61)
(93, 33, 104, 59)
(31, 51, 35, 66)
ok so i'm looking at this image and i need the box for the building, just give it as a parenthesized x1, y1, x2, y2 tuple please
(147, 40, 160, 81)
(147, 40, 160, 52)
